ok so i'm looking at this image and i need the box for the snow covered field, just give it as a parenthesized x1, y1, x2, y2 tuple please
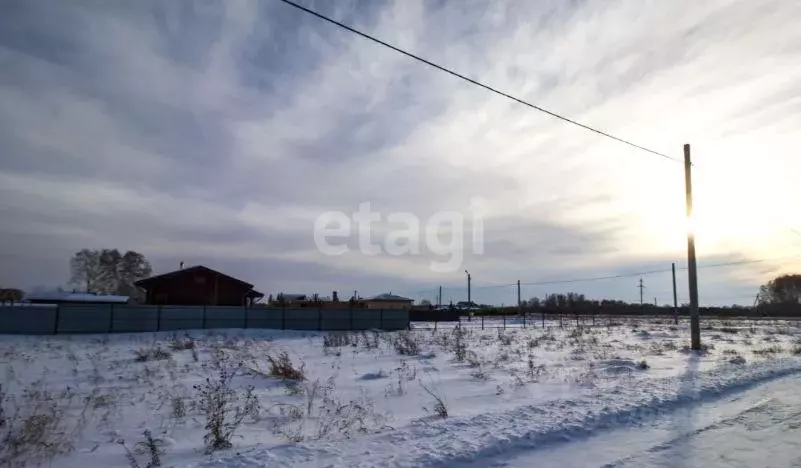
(1, 318, 800, 467)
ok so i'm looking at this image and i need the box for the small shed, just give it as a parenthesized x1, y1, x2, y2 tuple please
(134, 265, 264, 306)
(363, 293, 414, 310)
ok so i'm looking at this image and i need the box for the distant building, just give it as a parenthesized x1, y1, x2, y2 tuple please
(26, 291, 130, 305)
(134, 265, 264, 306)
(363, 293, 414, 310)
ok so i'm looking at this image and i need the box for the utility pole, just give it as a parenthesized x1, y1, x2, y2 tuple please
(639, 278, 645, 307)
(517, 280, 522, 315)
(684, 143, 701, 350)
(672, 262, 679, 325)
(465, 270, 471, 307)
(438, 286, 442, 307)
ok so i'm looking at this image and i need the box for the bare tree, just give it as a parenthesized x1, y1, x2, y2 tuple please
(119, 251, 152, 300)
(69, 249, 152, 296)
(69, 249, 103, 293)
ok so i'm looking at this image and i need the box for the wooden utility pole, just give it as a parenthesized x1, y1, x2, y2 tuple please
(465, 270, 471, 307)
(684, 144, 701, 350)
(517, 280, 521, 315)
(639, 278, 645, 307)
(672, 262, 679, 325)
(438, 286, 442, 307)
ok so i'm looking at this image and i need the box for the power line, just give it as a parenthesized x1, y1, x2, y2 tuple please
(275, 0, 680, 163)
(410, 253, 801, 295)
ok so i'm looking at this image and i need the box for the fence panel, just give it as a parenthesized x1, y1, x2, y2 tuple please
(351, 308, 382, 330)
(159, 306, 204, 331)
(283, 308, 320, 330)
(320, 309, 351, 331)
(246, 308, 284, 329)
(58, 304, 111, 334)
(112, 306, 159, 332)
(203, 306, 246, 330)
(0, 306, 57, 334)
(380, 309, 410, 330)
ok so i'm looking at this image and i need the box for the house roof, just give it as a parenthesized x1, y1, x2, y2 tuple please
(365, 293, 413, 302)
(134, 265, 255, 289)
(26, 292, 130, 303)
(278, 293, 307, 301)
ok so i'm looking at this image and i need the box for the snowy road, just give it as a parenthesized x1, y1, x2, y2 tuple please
(473, 374, 801, 468)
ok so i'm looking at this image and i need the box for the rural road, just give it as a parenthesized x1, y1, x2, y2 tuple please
(464, 373, 801, 468)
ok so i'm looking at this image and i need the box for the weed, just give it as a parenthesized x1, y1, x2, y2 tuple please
(719, 327, 739, 334)
(170, 397, 186, 419)
(729, 355, 747, 365)
(119, 429, 165, 468)
(323, 333, 354, 351)
(267, 352, 306, 381)
(134, 347, 171, 362)
(194, 360, 260, 453)
(452, 326, 468, 362)
(753, 345, 784, 356)
(393, 332, 421, 356)
(0, 382, 89, 467)
(420, 382, 448, 419)
(497, 330, 513, 346)
(470, 367, 490, 381)
(169, 336, 196, 351)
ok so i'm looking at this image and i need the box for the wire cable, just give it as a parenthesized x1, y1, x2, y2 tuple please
(411, 253, 801, 295)
(275, 0, 680, 163)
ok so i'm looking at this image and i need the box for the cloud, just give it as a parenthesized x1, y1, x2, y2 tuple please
(2, 0, 801, 305)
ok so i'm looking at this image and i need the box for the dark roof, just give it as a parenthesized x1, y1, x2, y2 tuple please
(135, 265, 255, 289)
(279, 293, 307, 301)
(366, 293, 413, 302)
(247, 289, 265, 298)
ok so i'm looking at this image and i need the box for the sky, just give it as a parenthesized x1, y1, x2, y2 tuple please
(1, 0, 801, 306)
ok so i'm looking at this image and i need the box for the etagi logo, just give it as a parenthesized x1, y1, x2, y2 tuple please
(313, 199, 485, 273)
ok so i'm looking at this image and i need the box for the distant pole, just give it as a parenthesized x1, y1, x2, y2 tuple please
(438, 286, 442, 307)
(684, 143, 701, 350)
(672, 263, 679, 325)
(517, 280, 521, 315)
(465, 270, 471, 307)
(654, 297, 657, 306)
(639, 278, 645, 307)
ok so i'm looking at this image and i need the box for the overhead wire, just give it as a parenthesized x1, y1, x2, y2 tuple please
(275, 0, 680, 163)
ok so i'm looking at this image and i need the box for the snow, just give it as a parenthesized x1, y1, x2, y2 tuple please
(23, 291, 130, 303)
(1, 318, 800, 467)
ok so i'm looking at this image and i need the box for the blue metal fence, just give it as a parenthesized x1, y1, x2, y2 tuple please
(0, 305, 409, 335)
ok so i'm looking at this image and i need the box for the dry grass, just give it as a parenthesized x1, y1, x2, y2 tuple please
(267, 352, 306, 381)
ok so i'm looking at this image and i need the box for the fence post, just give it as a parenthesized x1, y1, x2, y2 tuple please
(53, 304, 61, 335)
(541, 310, 545, 328)
(503, 314, 506, 329)
(434, 317, 438, 332)
(157, 305, 162, 331)
(523, 312, 526, 328)
(108, 303, 115, 333)
(202, 305, 207, 329)
(481, 314, 484, 330)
